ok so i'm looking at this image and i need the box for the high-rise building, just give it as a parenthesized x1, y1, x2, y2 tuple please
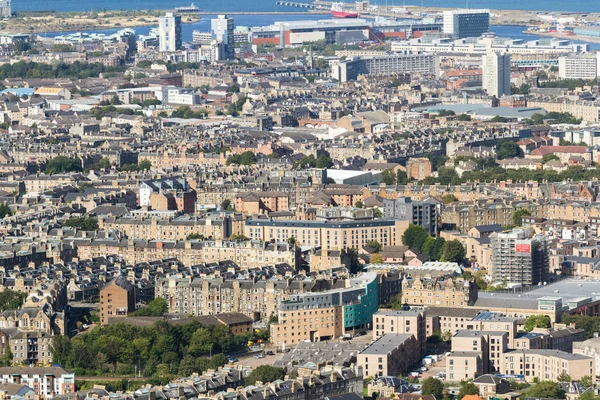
(0, 0, 10, 18)
(482, 52, 511, 98)
(158, 12, 182, 52)
(442, 9, 490, 39)
(383, 196, 438, 236)
(490, 228, 549, 287)
(558, 53, 600, 79)
(211, 14, 235, 60)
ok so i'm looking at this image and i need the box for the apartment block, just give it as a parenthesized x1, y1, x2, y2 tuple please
(490, 228, 549, 286)
(447, 330, 509, 381)
(358, 333, 419, 377)
(401, 277, 478, 308)
(501, 350, 595, 383)
(372, 309, 427, 357)
(383, 197, 438, 236)
(0, 367, 75, 397)
(76, 239, 298, 269)
(99, 276, 134, 326)
(332, 54, 439, 82)
(245, 218, 408, 251)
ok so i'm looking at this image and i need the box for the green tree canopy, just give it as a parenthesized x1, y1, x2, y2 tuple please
(0, 290, 26, 311)
(64, 217, 99, 231)
(523, 315, 551, 332)
(513, 208, 531, 227)
(45, 156, 82, 174)
(130, 298, 168, 317)
(380, 169, 396, 185)
(0, 204, 12, 219)
(457, 382, 479, 400)
(366, 240, 382, 253)
(402, 224, 430, 252)
(497, 140, 524, 160)
(524, 381, 566, 399)
(226, 151, 257, 166)
(442, 240, 466, 263)
(421, 377, 444, 399)
(245, 366, 285, 385)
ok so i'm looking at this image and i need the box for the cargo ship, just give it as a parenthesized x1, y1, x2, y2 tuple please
(331, 2, 359, 18)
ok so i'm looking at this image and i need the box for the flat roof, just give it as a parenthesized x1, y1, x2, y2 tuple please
(359, 333, 413, 355)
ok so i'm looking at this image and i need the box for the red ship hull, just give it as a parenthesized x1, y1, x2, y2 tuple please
(331, 10, 359, 18)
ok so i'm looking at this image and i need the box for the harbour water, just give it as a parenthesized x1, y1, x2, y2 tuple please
(12, 0, 600, 13)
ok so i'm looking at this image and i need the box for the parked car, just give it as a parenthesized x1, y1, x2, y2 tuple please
(228, 357, 238, 363)
(420, 366, 428, 372)
(254, 353, 265, 359)
(265, 351, 275, 356)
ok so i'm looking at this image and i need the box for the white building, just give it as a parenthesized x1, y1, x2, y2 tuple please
(0, 0, 10, 18)
(211, 15, 235, 60)
(0, 367, 75, 398)
(331, 54, 438, 82)
(558, 53, 600, 80)
(162, 87, 201, 105)
(442, 9, 490, 39)
(158, 12, 182, 52)
(482, 52, 511, 98)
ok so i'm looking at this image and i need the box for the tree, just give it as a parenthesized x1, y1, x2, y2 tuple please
(556, 372, 571, 382)
(442, 240, 466, 263)
(0, 290, 26, 311)
(245, 366, 285, 385)
(343, 248, 363, 274)
(97, 157, 111, 170)
(542, 154, 560, 164)
(402, 224, 429, 252)
(513, 208, 531, 227)
(50, 335, 72, 366)
(138, 160, 152, 171)
(355, 200, 364, 208)
(370, 253, 384, 264)
(221, 199, 232, 211)
(316, 155, 333, 169)
(366, 240, 382, 253)
(186, 233, 204, 240)
(580, 375, 593, 388)
(523, 315, 552, 332)
(457, 382, 479, 400)
(226, 151, 256, 166)
(227, 84, 240, 93)
(421, 377, 444, 399)
(489, 115, 508, 123)
(0, 203, 12, 218)
(524, 381, 566, 399)
(45, 156, 82, 174)
(579, 392, 600, 400)
(373, 208, 383, 218)
(1, 346, 12, 367)
(441, 194, 458, 204)
(131, 298, 168, 317)
(497, 140, 523, 160)
(397, 170, 408, 185)
(110, 95, 122, 105)
(380, 169, 396, 185)
(458, 114, 472, 122)
(64, 217, 99, 231)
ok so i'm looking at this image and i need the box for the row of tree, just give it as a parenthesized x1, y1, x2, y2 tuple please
(401, 224, 466, 263)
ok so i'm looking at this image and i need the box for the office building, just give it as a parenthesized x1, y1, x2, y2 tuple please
(0, 0, 10, 18)
(443, 9, 490, 39)
(490, 228, 549, 286)
(482, 52, 511, 98)
(158, 12, 182, 52)
(383, 196, 438, 235)
(558, 53, 600, 79)
(211, 15, 235, 60)
(331, 54, 438, 82)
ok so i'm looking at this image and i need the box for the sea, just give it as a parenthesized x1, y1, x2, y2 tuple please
(11, 0, 600, 13)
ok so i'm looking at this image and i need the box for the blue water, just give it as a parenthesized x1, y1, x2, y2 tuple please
(11, 0, 600, 13)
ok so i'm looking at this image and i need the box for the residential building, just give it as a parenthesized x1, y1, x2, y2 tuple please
(99, 276, 134, 326)
(490, 228, 549, 286)
(442, 10, 490, 38)
(245, 218, 408, 252)
(482, 52, 511, 98)
(372, 309, 427, 357)
(0, 0, 10, 18)
(211, 15, 235, 60)
(501, 350, 595, 383)
(331, 54, 439, 82)
(406, 158, 432, 181)
(558, 53, 600, 79)
(401, 277, 478, 308)
(270, 272, 379, 347)
(159, 12, 182, 52)
(0, 367, 75, 398)
(383, 197, 438, 235)
(357, 333, 419, 377)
